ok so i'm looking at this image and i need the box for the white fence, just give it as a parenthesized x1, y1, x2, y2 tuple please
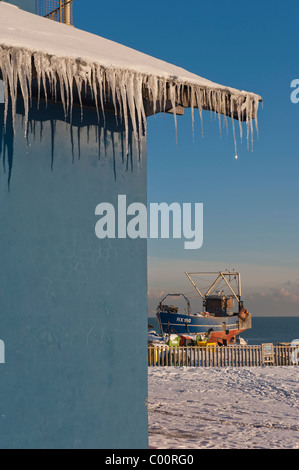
(148, 345, 298, 367)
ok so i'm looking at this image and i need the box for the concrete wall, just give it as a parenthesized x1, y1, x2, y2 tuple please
(0, 98, 148, 448)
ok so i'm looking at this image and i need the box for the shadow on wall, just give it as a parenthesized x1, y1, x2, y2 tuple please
(0, 80, 148, 449)
(0, 96, 139, 190)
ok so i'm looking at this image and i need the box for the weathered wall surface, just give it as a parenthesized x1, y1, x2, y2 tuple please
(0, 99, 148, 448)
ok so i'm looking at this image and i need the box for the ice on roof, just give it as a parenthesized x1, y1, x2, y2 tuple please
(0, 2, 262, 154)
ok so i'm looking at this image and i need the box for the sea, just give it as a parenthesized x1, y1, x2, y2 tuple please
(148, 316, 299, 345)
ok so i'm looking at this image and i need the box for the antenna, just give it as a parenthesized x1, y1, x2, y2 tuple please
(36, 0, 74, 26)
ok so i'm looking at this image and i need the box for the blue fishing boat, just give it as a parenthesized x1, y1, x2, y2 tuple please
(156, 271, 251, 345)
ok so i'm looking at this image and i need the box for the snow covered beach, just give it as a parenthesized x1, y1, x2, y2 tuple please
(148, 367, 299, 449)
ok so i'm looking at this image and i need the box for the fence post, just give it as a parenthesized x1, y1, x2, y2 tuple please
(275, 346, 279, 366)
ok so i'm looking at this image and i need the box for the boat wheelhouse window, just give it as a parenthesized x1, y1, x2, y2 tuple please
(0, 80, 4, 103)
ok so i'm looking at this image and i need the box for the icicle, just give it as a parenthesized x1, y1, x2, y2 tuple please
(147, 75, 158, 116)
(230, 96, 238, 158)
(126, 72, 139, 155)
(119, 70, 129, 155)
(134, 73, 147, 159)
(169, 82, 178, 144)
(95, 64, 105, 123)
(190, 85, 195, 140)
(0, 45, 260, 162)
(216, 91, 222, 136)
(194, 86, 204, 138)
(253, 96, 260, 139)
(106, 69, 117, 124)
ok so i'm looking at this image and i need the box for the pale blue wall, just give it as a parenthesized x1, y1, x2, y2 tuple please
(1, 0, 35, 13)
(0, 99, 148, 448)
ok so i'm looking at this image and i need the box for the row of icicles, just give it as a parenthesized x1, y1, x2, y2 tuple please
(0, 45, 260, 157)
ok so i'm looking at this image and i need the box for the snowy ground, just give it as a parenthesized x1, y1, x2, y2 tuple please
(148, 367, 299, 449)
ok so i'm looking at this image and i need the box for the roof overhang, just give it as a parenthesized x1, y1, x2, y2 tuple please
(0, 2, 262, 152)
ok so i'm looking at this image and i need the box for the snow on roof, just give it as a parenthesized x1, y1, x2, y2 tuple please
(0, 2, 261, 154)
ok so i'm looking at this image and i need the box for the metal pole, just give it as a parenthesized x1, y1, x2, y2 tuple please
(238, 272, 242, 299)
(205, 273, 222, 296)
(220, 273, 239, 301)
(184, 272, 205, 300)
(63, 0, 71, 25)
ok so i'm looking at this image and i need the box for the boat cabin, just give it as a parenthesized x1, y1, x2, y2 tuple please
(205, 295, 235, 316)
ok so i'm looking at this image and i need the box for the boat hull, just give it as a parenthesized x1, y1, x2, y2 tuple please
(156, 311, 251, 344)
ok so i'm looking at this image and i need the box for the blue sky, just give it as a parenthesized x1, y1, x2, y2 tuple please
(3, 0, 299, 316)
(70, 0, 299, 316)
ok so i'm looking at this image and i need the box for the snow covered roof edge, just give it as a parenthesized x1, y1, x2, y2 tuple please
(0, 2, 262, 154)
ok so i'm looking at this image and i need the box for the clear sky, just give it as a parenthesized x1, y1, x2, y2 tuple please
(3, 0, 299, 316)
(2, 0, 34, 13)
(53, 0, 299, 318)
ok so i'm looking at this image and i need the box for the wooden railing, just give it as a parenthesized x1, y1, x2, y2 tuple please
(148, 345, 298, 367)
(44, 1, 74, 25)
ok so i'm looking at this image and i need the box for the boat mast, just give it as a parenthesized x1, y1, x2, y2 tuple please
(219, 273, 239, 302)
(238, 272, 242, 300)
(205, 273, 222, 296)
(185, 271, 242, 303)
(184, 272, 205, 299)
